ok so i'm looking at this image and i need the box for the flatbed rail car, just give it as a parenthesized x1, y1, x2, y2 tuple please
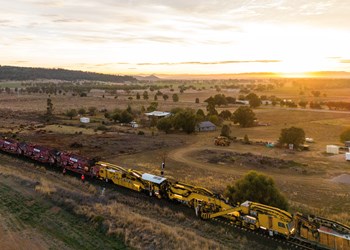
(1, 135, 350, 249)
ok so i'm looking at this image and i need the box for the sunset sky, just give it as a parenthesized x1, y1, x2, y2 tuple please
(1, 0, 350, 75)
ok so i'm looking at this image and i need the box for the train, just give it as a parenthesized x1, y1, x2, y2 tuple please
(0, 136, 349, 250)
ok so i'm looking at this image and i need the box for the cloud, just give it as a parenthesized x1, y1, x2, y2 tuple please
(53, 18, 83, 23)
(340, 60, 350, 63)
(0, 19, 11, 24)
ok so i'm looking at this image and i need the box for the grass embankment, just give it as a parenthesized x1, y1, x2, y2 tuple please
(0, 175, 127, 250)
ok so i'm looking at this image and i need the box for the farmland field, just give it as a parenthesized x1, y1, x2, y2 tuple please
(1, 80, 350, 249)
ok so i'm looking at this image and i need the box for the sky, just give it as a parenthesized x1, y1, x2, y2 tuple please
(1, 0, 350, 75)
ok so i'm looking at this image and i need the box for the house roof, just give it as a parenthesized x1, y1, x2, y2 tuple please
(145, 111, 171, 117)
(197, 121, 216, 128)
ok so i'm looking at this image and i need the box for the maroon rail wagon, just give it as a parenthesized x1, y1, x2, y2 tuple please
(0, 138, 20, 154)
(57, 152, 96, 176)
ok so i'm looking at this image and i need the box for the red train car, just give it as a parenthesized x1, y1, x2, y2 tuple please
(57, 152, 97, 176)
(0, 138, 20, 154)
(18, 142, 58, 164)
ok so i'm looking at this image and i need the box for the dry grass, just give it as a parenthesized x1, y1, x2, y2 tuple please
(76, 201, 221, 250)
(35, 177, 57, 195)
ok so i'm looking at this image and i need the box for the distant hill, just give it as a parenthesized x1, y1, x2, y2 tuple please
(0, 65, 136, 82)
(133, 75, 161, 81)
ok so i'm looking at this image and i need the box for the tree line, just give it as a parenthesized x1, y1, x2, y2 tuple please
(0, 65, 136, 82)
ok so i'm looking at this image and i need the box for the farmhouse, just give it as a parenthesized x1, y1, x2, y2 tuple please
(196, 121, 216, 132)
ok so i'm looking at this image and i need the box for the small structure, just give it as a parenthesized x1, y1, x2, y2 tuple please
(80, 117, 90, 123)
(326, 145, 339, 154)
(130, 121, 139, 128)
(305, 138, 314, 143)
(196, 121, 216, 132)
(346, 152, 350, 161)
(345, 141, 350, 147)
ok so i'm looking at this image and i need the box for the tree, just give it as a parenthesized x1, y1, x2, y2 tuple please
(243, 134, 250, 144)
(246, 93, 261, 108)
(340, 128, 350, 143)
(219, 110, 232, 120)
(206, 102, 218, 116)
(78, 108, 86, 115)
(163, 94, 169, 101)
(173, 109, 196, 134)
(154, 95, 158, 101)
(143, 91, 149, 100)
(279, 126, 305, 148)
(88, 106, 97, 116)
(136, 92, 140, 100)
(46, 98, 53, 118)
(147, 102, 158, 112)
(195, 97, 199, 104)
(232, 106, 256, 127)
(120, 110, 133, 123)
(208, 114, 220, 126)
(111, 112, 121, 122)
(214, 94, 227, 106)
(196, 109, 205, 117)
(221, 124, 231, 137)
(157, 117, 173, 134)
(298, 100, 308, 108)
(172, 93, 179, 102)
(225, 171, 289, 210)
(311, 90, 321, 97)
(226, 96, 236, 104)
(65, 109, 77, 120)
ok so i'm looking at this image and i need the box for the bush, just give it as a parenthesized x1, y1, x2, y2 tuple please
(340, 128, 350, 142)
(157, 117, 173, 134)
(220, 125, 231, 137)
(225, 171, 289, 210)
(96, 125, 108, 131)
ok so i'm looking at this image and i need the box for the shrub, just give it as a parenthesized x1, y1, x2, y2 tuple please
(225, 171, 289, 210)
(340, 128, 350, 142)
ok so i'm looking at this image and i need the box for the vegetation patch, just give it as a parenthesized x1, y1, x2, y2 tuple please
(196, 149, 305, 170)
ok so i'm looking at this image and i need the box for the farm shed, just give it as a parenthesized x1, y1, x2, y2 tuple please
(345, 141, 350, 147)
(326, 145, 339, 154)
(145, 111, 171, 118)
(80, 117, 90, 123)
(196, 121, 216, 132)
